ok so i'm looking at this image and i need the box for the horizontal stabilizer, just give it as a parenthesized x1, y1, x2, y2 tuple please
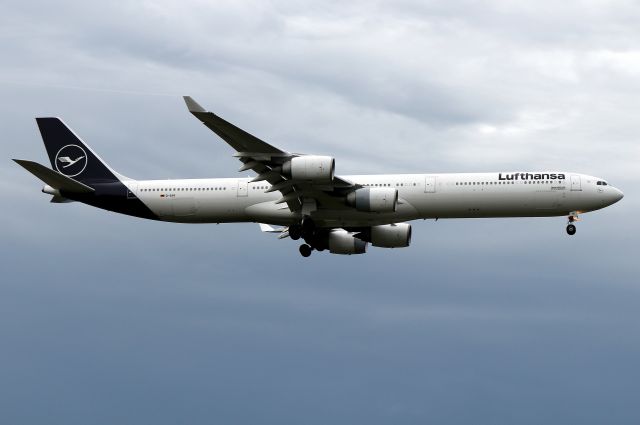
(13, 159, 95, 193)
(50, 195, 75, 203)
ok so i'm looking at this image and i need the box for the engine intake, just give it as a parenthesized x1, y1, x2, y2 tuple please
(346, 187, 398, 213)
(282, 155, 335, 182)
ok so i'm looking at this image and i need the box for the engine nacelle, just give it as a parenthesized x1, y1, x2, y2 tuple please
(328, 230, 368, 255)
(282, 155, 335, 182)
(370, 223, 412, 248)
(346, 187, 398, 213)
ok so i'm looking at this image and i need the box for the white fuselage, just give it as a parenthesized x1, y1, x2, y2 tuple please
(130, 172, 623, 227)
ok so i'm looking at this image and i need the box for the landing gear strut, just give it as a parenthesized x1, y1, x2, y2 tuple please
(295, 216, 318, 257)
(566, 212, 579, 236)
(299, 244, 313, 257)
(301, 216, 315, 237)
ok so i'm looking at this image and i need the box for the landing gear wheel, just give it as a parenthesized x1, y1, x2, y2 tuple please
(566, 224, 576, 235)
(289, 225, 302, 241)
(299, 244, 312, 257)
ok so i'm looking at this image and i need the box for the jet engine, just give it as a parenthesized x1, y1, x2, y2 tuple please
(346, 187, 398, 213)
(282, 155, 335, 182)
(371, 223, 411, 247)
(328, 230, 368, 255)
(355, 223, 412, 248)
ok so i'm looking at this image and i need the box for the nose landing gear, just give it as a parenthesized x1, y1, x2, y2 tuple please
(566, 212, 579, 236)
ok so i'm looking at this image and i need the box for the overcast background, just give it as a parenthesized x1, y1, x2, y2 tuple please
(1, 1, 639, 424)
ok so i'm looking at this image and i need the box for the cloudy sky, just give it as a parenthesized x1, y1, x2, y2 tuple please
(1, 1, 639, 423)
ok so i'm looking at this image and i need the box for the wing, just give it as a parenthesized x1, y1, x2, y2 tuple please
(183, 96, 358, 213)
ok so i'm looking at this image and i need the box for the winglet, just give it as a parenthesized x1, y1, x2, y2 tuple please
(183, 96, 207, 113)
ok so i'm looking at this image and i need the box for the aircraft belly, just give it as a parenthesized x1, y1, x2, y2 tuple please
(245, 201, 296, 225)
(188, 196, 253, 223)
(312, 200, 421, 228)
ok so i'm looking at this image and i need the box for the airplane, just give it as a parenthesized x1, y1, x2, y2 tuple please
(14, 96, 624, 257)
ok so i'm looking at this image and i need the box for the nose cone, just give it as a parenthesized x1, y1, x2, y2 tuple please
(608, 187, 624, 205)
(614, 188, 624, 202)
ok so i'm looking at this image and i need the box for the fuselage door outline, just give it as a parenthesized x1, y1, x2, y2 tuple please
(570, 175, 582, 191)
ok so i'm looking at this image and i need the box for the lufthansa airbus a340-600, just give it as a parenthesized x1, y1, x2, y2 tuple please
(14, 97, 623, 257)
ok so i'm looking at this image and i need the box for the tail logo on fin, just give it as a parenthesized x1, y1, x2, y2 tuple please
(55, 144, 87, 177)
(58, 155, 85, 168)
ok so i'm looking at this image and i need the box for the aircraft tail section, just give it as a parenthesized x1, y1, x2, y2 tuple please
(36, 117, 124, 184)
(16, 117, 157, 220)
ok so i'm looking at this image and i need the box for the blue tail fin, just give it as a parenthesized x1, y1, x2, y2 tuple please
(36, 117, 121, 184)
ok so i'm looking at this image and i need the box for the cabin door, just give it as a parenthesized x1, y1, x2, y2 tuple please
(237, 180, 248, 197)
(424, 176, 436, 193)
(570, 175, 581, 191)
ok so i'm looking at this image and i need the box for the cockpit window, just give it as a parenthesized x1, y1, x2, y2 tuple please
(596, 181, 609, 186)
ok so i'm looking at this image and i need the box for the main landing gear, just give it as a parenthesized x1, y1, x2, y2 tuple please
(566, 212, 579, 236)
(288, 216, 315, 242)
(299, 244, 313, 257)
(295, 216, 319, 257)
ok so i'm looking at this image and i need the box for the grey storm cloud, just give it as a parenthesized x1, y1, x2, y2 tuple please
(1, 1, 639, 424)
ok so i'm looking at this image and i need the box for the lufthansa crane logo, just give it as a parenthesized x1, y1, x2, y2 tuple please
(55, 144, 88, 177)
